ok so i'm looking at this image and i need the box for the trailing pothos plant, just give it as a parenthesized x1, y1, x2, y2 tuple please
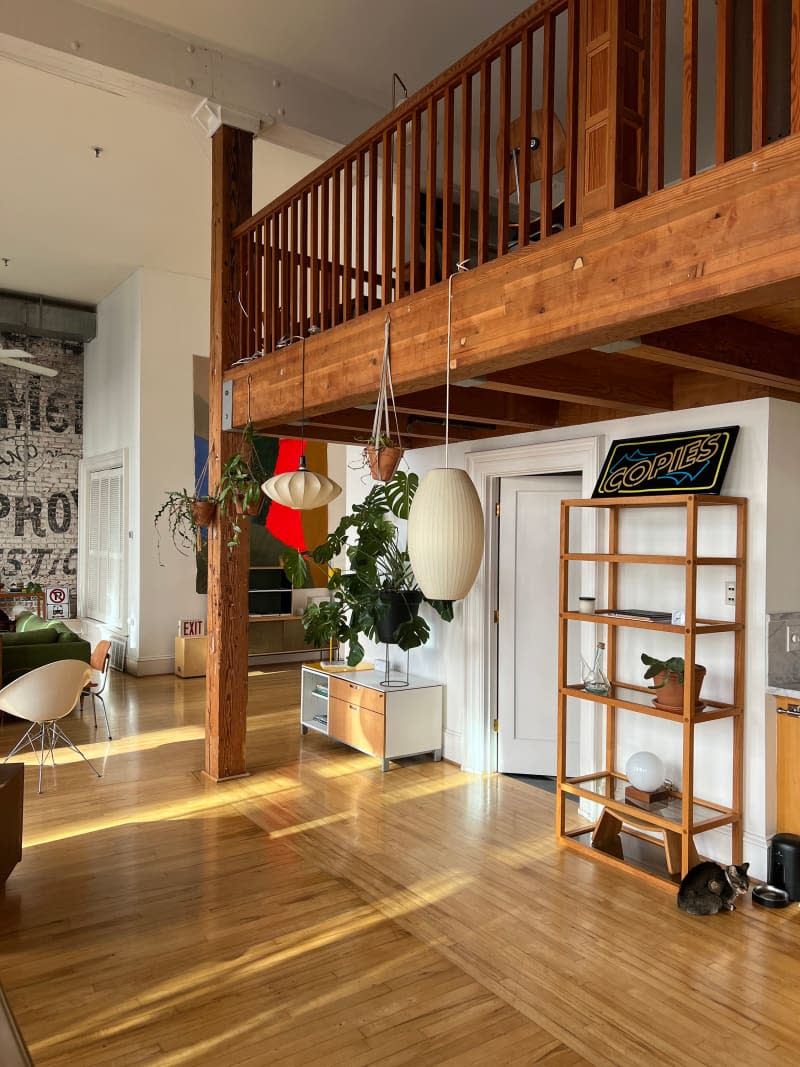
(282, 470, 453, 666)
(216, 422, 267, 548)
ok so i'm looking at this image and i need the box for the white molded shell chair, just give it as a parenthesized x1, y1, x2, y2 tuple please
(1, 660, 100, 794)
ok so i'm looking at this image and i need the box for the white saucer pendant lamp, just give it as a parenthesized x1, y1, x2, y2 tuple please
(408, 467, 484, 600)
(262, 454, 341, 510)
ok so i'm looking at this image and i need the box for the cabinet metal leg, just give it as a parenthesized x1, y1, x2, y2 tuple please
(380, 757, 390, 772)
(433, 748, 442, 762)
(301, 724, 309, 735)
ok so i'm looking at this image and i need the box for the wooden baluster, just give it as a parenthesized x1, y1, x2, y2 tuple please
(290, 198, 298, 338)
(649, 0, 666, 190)
(497, 44, 511, 257)
(255, 222, 263, 356)
(441, 86, 455, 278)
(237, 233, 246, 360)
(382, 129, 393, 307)
(682, 0, 698, 180)
(541, 13, 556, 238)
(478, 57, 492, 265)
(355, 152, 365, 315)
(299, 192, 308, 336)
(343, 159, 353, 321)
(564, 0, 580, 229)
(752, 0, 768, 150)
(320, 177, 330, 328)
(368, 142, 378, 311)
(410, 110, 422, 292)
(395, 120, 407, 299)
(425, 97, 438, 288)
(714, 0, 733, 164)
(459, 73, 472, 265)
(281, 203, 290, 340)
(266, 219, 275, 354)
(519, 29, 533, 246)
(332, 168, 341, 326)
(793, 0, 800, 134)
(310, 183, 319, 331)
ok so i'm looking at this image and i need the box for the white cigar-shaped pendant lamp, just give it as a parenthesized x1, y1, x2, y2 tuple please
(407, 265, 484, 600)
(261, 335, 342, 510)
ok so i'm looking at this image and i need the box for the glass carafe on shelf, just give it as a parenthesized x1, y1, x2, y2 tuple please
(582, 641, 611, 695)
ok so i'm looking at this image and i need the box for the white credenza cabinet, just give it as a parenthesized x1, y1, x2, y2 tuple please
(300, 665, 444, 771)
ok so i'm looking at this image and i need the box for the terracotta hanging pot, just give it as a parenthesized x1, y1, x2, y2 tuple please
(366, 444, 404, 482)
(191, 499, 217, 526)
(652, 665, 706, 712)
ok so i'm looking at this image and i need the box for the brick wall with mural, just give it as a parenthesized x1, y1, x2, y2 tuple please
(0, 333, 83, 596)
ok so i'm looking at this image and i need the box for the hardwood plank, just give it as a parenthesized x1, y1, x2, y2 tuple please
(226, 136, 800, 427)
(206, 124, 252, 781)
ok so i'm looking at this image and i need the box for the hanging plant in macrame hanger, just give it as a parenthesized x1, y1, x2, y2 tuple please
(364, 315, 405, 482)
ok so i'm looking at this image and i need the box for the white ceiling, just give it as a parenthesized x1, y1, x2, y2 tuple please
(84, 0, 531, 107)
(0, 0, 530, 306)
(0, 56, 322, 304)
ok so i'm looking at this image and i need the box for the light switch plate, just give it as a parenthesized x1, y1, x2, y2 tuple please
(786, 625, 800, 653)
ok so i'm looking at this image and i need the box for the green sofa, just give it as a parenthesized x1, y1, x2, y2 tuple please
(0, 612, 91, 687)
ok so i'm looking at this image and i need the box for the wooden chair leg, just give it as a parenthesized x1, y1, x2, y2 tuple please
(592, 807, 624, 859)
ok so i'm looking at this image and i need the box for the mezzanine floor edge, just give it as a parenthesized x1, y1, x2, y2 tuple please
(0, 667, 798, 1066)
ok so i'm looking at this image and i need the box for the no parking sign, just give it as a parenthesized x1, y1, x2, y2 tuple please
(46, 585, 69, 620)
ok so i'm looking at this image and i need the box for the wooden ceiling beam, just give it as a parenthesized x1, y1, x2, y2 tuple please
(228, 136, 800, 429)
(475, 351, 672, 413)
(636, 315, 800, 391)
(392, 387, 558, 428)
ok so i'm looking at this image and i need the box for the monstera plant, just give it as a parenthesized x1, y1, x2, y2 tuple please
(282, 471, 453, 666)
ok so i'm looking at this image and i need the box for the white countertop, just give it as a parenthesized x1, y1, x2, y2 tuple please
(303, 664, 442, 692)
(767, 686, 800, 699)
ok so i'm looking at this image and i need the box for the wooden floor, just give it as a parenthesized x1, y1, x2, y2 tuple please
(1, 669, 799, 1066)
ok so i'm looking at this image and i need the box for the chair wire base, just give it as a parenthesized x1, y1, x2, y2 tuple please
(4, 721, 103, 794)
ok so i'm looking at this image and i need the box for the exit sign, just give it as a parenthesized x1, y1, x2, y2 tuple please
(178, 619, 206, 637)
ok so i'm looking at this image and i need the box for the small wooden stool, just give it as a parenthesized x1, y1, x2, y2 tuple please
(592, 806, 699, 876)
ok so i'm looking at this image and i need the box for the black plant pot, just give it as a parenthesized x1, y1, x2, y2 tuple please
(375, 590, 423, 644)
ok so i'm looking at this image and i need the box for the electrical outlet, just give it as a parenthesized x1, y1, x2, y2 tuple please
(787, 625, 800, 653)
(725, 581, 736, 606)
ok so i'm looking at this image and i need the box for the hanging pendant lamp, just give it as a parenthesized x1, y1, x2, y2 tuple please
(261, 335, 342, 511)
(407, 265, 484, 601)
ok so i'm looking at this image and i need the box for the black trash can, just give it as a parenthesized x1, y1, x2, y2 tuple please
(769, 833, 800, 900)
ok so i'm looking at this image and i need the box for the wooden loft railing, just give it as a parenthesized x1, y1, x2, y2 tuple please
(230, 0, 800, 365)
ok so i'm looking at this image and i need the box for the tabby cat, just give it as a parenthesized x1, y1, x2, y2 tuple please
(677, 861, 750, 915)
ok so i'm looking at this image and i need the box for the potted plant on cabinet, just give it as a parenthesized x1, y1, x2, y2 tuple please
(641, 653, 706, 711)
(282, 471, 453, 666)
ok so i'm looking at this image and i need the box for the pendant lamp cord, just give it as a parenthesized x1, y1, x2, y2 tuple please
(371, 315, 403, 450)
(445, 261, 470, 469)
(300, 335, 306, 458)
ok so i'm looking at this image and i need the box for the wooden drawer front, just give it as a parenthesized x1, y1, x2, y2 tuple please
(329, 678, 385, 715)
(328, 697, 385, 757)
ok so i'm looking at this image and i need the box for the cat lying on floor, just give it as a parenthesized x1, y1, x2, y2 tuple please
(677, 861, 750, 915)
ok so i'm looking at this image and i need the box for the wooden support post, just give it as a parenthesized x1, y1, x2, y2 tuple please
(578, 0, 649, 220)
(206, 124, 253, 782)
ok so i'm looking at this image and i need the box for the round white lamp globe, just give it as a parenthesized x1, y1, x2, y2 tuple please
(625, 751, 665, 793)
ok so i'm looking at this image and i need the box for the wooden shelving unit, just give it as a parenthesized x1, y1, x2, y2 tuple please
(556, 494, 746, 890)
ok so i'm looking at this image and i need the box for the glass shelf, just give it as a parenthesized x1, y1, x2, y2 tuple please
(561, 611, 741, 634)
(560, 772, 736, 833)
(561, 682, 739, 722)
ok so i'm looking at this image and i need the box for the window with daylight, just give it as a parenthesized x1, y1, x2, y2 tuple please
(84, 466, 125, 629)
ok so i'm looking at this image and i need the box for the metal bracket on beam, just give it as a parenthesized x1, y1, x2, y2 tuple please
(222, 382, 233, 430)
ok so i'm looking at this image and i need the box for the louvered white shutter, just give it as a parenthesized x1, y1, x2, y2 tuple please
(85, 466, 125, 628)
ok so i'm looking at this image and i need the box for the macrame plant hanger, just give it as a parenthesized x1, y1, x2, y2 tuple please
(367, 315, 404, 482)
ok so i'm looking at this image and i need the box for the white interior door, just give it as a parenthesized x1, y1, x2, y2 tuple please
(497, 475, 581, 775)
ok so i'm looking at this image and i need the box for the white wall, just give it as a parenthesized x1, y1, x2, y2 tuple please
(83, 270, 142, 659)
(346, 397, 789, 877)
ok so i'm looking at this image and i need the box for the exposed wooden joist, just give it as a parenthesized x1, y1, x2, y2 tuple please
(475, 351, 672, 413)
(304, 410, 512, 443)
(392, 387, 558, 428)
(227, 135, 800, 429)
(264, 425, 444, 449)
(637, 316, 800, 392)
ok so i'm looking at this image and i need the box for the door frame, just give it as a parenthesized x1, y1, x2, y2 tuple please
(463, 437, 602, 774)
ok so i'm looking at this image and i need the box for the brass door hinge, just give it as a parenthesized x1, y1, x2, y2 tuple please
(495, 502, 501, 516)
(492, 718, 499, 733)
(493, 608, 500, 624)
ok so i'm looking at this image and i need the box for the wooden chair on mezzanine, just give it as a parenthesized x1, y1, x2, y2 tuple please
(495, 108, 567, 246)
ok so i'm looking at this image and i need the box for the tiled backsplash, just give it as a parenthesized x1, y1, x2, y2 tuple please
(767, 613, 800, 689)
